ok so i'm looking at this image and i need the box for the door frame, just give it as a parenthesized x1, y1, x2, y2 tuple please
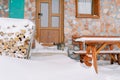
(35, 0, 64, 43)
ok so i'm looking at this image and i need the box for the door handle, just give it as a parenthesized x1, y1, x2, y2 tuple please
(38, 13, 43, 19)
(38, 13, 43, 16)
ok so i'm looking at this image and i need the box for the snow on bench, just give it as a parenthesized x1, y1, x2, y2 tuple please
(73, 50, 120, 54)
(75, 37, 120, 42)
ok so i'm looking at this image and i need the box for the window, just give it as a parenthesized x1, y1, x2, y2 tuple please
(76, 0, 100, 18)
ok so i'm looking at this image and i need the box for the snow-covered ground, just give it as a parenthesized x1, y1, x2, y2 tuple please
(0, 38, 120, 80)
(30, 41, 120, 80)
(0, 54, 120, 80)
(31, 41, 68, 54)
(98, 60, 120, 80)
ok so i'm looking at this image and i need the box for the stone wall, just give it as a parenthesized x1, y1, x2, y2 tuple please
(64, 0, 120, 44)
(0, 0, 8, 17)
(0, 0, 36, 21)
(24, 0, 35, 22)
(1, 0, 120, 45)
(64, 0, 120, 60)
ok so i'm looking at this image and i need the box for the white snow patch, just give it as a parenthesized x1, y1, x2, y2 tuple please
(31, 41, 68, 54)
(0, 54, 120, 80)
(0, 55, 98, 80)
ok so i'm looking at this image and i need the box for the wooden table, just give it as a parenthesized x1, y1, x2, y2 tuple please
(75, 36, 120, 73)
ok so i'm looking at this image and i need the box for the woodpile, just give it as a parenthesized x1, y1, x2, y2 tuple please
(0, 18, 35, 59)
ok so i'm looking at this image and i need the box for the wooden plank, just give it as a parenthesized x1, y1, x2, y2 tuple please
(93, 0, 100, 18)
(117, 43, 120, 48)
(109, 45, 117, 64)
(52, 14, 60, 16)
(60, 0, 64, 43)
(36, 0, 41, 42)
(86, 45, 91, 54)
(40, 0, 49, 2)
(96, 43, 107, 54)
(117, 54, 120, 65)
(92, 46, 98, 73)
(84, 55, 92, 67)
(79, 42, 85, 63)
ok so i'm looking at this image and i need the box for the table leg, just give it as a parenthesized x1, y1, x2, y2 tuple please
(92, 45, 98, 73)
(110, 54, 116, 64)
(84, 45, 92, 67)
(117, 54, 120, 65)
(80, 55, 84, 63)
(86, 45, 91, 54)
(79, 43, 85, 63)
(91, 43, 107, 73)
(116, 43, 120, 65)
(109, 45, 116, 64)
(116, 43, 120, 48)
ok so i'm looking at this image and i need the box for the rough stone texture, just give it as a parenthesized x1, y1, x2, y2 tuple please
(64, 0, 120, 60)
(1, 0, 120, 47)
(0, 0, 8, 17)
(64, 0, 120, 44)
(24, 0, 36, 22)
(0, 0, 36, 22)
(116, 0, 120, 6)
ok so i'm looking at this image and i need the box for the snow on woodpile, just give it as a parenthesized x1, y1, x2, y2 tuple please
(0, 18, 35, 58)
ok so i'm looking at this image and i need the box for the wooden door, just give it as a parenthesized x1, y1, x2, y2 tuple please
(36, 0, 64, 44)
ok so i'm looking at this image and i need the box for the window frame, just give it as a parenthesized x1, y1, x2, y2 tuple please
(76, 0, 100, 18)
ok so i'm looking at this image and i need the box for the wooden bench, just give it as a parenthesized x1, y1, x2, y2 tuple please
(72, 35, 120, 65)
(73, 50, 120, 65)
(72, 35, 85, 63)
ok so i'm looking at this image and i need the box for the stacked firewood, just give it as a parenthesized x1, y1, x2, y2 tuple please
(0, 18, 35, 58)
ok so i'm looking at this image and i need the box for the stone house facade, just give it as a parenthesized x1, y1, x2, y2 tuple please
(0, 0, 120, 50)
